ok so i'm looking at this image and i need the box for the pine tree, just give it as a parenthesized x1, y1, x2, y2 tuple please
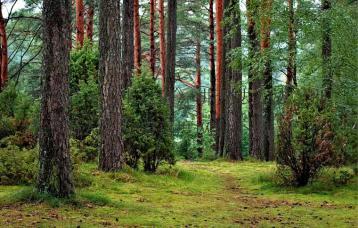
(98, 0, 124, 171)
(38, 0, 74, 197)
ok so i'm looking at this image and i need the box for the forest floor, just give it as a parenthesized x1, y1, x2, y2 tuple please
(0, 161, 357, 227)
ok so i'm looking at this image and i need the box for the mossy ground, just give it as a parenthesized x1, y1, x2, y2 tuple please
(0, 161, 357, 227)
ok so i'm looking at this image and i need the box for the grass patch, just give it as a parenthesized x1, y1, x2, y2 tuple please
(0, 161, 356, 227)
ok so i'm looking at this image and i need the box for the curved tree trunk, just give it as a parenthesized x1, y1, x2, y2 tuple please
(209, 0, 216, 133)
(98, 0, 124, 171)
(134, 0, 142, 75)
(38, 0, 74, 197)
(76, 0, 85, 47)
(261, 0, 274, 161)
(195, 40, 203, 157)
(164, 0, 177, 124)
(226, 0, 243, 161)
(0, 2, 7, 90)
(159, 0, 166, 96)
(150, 0, 156, 75)
(122, 0, 134, 90)
(85, 0, 94, 42)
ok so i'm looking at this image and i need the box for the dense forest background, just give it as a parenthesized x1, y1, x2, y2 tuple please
(0, 0, 357, 226)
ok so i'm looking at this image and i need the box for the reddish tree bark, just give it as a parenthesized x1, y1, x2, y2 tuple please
(134, 0, 142, 75)
(159, 0, 166, 96)
(76, 0, 85, 47)
(261, 0, 274, 161)
(150, 0, 156, 75)
(209, 0, 216, 132)
(215, 0, 224, 121)
(195, 40, 203, 157)
(85, 0, 94, 42)
(0, 2, 7, 90)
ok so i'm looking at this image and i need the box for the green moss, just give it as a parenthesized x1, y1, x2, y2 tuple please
(0, 161, 356, 227)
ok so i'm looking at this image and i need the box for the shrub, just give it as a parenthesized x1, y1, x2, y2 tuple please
(0, 131, 37, 149)
(123, 70, 175, 172)
(0, 145, 38, 185)
(277, 88, 340, 186)
(69, 41, 99, 94)
(70, 78, 99, 140)
(0, 85, 39, 140)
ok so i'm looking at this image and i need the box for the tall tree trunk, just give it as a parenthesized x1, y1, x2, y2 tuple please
(209, 0, 216, 133)
(159, 0, 166, 96)
(134, 0, 142, 75)
(150, 0, 156, 75)
(0, 2, 7, 90)
(38, 0, 74, 197)
(278, 0, 298, 163)
(98, 0, 124, 171)
(247, 0, 264, 160)
(76, 0, 85, 46)
(164, 0, 177, 124)
(226, 0, 243, 160)
(85, 0, 94, 42)
(122, 0, 134, 90)
(195, 40, 203, 157)
(322, 0, 332, 99)
(215, 0, 224, 154)
(261, 0, 274, 161)
(286, 0, 297, 99)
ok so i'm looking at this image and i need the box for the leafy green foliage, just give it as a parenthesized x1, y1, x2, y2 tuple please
(277, 87, 343, 186)
(70, 78, 99, 140)
(0, 145, 38, 185)
(0, 85, 39, 142)
(69, 41, 99, 94)
(69, 43, 99, 140)
(123, 70, 175, 172)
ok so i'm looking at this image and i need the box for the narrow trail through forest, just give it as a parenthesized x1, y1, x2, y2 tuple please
(0, 162, 356, 227)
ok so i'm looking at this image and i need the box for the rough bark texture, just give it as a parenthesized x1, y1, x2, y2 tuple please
(76, 0, 85, 46)
(215, 0, 224, 155)
(38, 0, 74, 197)
(195, 40, 203, 157)
(0, 2, 7, 90)
(85, 0, 94, 42)
(226, 0, 243, 161)
(215, 0, 223, 122)
(159, 0, 166, 96)
(134, 0, 142, 75)
(322, 0, 332, 99)
(164, 0, 177, 124)
(209, 0, 216, 133)
(122, 0, 134, 90)
(261, 0, 274, 161)
(150, 0, 156, 75)
(98, 0, 124, 171)
(247, 0, 264, 159)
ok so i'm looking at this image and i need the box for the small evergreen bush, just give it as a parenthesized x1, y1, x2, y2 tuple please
(277, 87, 341, 186)
(123, 69, 175, 172)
